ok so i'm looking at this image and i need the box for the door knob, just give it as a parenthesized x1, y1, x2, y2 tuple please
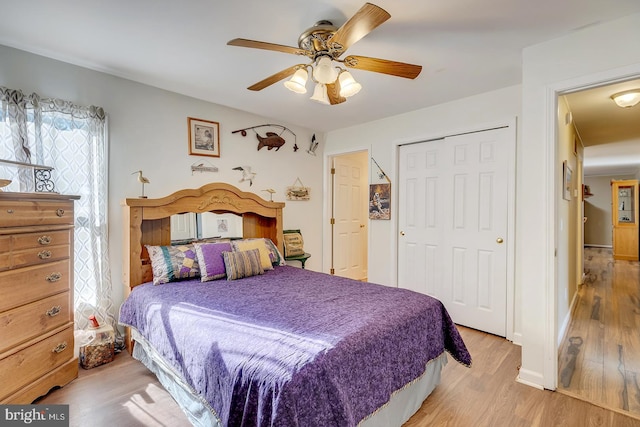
(496, 237, 504, 244)
(400, 231, 405, 236)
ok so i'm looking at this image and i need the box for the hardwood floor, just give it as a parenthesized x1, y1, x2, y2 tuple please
(558, 246, 640, 421)
(36, 323, 639, 426)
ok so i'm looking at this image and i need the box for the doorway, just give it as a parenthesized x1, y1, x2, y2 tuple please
(557, 78, 640, 416)
(330, 150, 369, 280)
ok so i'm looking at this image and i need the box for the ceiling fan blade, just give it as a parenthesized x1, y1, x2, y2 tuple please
(247, 65, 304, 91)
(328, 3, 391, 55)
(227, 38, 308, 56)
(344, 55, 422, 79)
(326, 82, 346, 105)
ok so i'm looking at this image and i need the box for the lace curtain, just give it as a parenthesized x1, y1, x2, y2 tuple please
(0, 87, 116, 332)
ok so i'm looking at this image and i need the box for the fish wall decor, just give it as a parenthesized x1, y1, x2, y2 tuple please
(232, 124, 297, 152)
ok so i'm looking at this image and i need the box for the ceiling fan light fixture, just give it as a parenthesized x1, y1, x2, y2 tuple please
(338, 71, 362, 98)
(313, 56, 338, 84)
(284, 68, 308, 94)
(310, 83, 330, 105)
(610, 89, 640, 108)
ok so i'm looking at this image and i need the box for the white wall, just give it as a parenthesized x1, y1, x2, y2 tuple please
(324, 84, 522, 336)
(0, 44, 324, 313)
(519, 13, 640, 389)
(584, 174, 636, 247)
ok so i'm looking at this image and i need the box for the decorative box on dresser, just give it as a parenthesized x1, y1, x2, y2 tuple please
(0, 192, 79, 403)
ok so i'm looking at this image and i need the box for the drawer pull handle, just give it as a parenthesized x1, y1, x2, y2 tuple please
(6, 209, 13, 214)
(38, 235, 52, 245)
(38, 250, 52, 260)
(56, 209, 65, 217)
(46, 272, 62, 282)
(52, 342, 68, 354)
(46, 306, 61, 317)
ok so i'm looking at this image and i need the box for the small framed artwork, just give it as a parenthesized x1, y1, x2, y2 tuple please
(286, 177, 310, 201)
(369, 183, 391, 220)
(563, 160, 572, 201)
(188, 117, 220, 157)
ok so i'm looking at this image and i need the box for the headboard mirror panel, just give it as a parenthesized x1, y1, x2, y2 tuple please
(123, 182, 284, 294)
(170, 212, 244, 242)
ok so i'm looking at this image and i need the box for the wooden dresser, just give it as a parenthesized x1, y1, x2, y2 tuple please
(0, 192, 79, 403)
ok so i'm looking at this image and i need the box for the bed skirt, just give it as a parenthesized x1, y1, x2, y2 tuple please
(131, 328, 447, 427)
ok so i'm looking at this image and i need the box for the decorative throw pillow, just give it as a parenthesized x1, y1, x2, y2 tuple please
(231, 239, 274, 270)
(262, 238, 285, 266)
(223, 249, 264, 280)
(193, 242, 232, 282)
(283, 232, 305, 257)
(146, 244, 200, 285)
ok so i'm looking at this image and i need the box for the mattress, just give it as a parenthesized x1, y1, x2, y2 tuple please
(119, 265, 471, 426)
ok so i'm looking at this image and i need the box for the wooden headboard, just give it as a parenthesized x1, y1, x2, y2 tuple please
(122, 182, 285, 293)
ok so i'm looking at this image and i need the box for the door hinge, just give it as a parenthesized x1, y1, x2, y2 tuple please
(330, 218, 335, 225)
(331, 167, 336, 174)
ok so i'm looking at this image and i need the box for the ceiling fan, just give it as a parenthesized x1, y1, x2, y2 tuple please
(227, 2, 422, 105)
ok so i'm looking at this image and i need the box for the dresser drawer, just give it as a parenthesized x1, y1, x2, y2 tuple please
(0, 326, 73, 401)
(0, 260, 71, 312)
(0, 292, 71, 354)
(11, 229, 71, 251)
(0, 239, 9, 271)
(10, 244, 70, 270)
(0, 200, 74, 227)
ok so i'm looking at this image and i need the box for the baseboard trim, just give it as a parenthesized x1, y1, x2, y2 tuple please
(516, 368, 545, 390)
(511, 332, 523, 346)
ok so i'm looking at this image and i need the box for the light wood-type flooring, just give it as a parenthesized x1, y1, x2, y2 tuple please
(37, 323, 639, 426)
(558, 246, 640, 421)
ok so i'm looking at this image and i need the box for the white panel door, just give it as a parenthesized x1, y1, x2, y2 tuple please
(398, 127, 510, 336)
(333, 152, 368, 280)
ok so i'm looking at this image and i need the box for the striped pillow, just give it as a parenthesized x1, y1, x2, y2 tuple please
(222, 249, 264, 280)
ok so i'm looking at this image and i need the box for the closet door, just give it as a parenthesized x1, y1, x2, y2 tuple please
(398, 127, 511, 337)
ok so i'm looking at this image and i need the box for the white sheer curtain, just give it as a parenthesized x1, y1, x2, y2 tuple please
(0, 87, 116, 333)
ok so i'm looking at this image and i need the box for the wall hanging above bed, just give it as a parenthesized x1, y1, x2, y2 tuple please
(286, 177, 310, 201)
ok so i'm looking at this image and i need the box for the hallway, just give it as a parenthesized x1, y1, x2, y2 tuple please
(558, 247, 640, 420)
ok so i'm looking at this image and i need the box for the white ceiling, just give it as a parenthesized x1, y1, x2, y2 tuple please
(564, 79, 640, 177)
(1, 0, 639, 175)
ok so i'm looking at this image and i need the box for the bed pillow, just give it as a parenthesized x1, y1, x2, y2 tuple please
(193, 242, 232, 282)
(146, 244, 200, 285)
(223, 249, 264, 280)
(231, 239, 274, 270)
(262, 238, 286, 266)
(231, 238, 285, 267)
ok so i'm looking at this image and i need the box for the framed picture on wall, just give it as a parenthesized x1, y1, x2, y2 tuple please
(563, 160, 572, 201)
(188, 117, 220, 157)
(369, 183, 391, 220)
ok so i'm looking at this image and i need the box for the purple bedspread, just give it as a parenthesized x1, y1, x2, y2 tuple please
(119, 265, 471, 427)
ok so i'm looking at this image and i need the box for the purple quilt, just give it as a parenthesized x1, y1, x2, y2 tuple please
(119, 266, 471, 426)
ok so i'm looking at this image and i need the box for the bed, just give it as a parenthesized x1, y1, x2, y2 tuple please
(119, 182, 471, 427)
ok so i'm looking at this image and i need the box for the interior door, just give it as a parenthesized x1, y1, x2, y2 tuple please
(398, 127, 511, 336)
(333, 152, 368, 280)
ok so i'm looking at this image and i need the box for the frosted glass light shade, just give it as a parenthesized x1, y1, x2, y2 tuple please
(611, 89, 640, 108)
(284, 69, 308, 94)
(310, 83, 330, 105)
(338, 71, 362, 98)
(313, 57, 338, 84)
